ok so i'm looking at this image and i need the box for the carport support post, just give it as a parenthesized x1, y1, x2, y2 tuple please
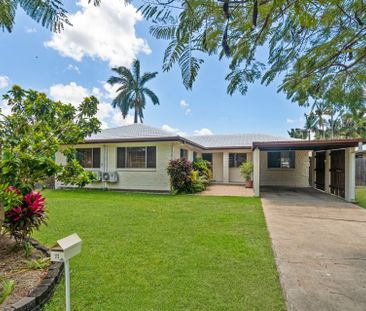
(223, 152, 229, 183)
(324, 151, 331, 193)
(345, 147, 356, 202)
(253, 148, 260, 197)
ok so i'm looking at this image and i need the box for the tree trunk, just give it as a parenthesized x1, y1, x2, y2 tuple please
(0, 202, 4, 229)
(134, 106, 138, 123)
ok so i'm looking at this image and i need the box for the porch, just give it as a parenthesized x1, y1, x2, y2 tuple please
(201, 150, 251, 184)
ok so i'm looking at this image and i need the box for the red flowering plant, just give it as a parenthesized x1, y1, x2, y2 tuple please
(2, 188, 47, 242)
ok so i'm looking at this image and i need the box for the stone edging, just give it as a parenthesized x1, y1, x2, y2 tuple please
(4, 239, 64, 311)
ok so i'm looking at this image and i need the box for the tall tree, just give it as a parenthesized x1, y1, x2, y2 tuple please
(0, 0, 101, 32)
(138, 0, 366, 109)
(0, 85, 101, 227)
(107, 59, 160, 124)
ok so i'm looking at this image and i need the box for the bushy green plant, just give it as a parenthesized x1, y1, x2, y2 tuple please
(190, 170, 206, 193)
(240, 162, 254, 182)
(24, 258, 51, 270)
(192, 158, 212, 185)
(167, 159, 208, 194)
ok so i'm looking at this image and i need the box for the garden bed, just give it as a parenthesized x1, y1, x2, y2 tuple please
(0, 235, 63, 310)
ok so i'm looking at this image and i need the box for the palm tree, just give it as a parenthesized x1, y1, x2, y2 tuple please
(303, 112, 317, 140)
(107, 59, 160, 124)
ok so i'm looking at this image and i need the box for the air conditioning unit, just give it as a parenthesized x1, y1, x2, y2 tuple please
(92, 171, 102, 182)
(102, 171, 118, 183)
(108, 171, 119, 183)
(102, 172, 110, 182)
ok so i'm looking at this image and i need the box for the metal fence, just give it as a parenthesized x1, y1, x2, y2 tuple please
(356, 157, 366, 186)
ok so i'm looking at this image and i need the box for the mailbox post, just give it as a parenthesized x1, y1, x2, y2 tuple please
(50, 234, 82, 311)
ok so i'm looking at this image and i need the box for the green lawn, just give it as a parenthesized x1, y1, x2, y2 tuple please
(35, 190, 285, 311)
(356, 187, 366, 208)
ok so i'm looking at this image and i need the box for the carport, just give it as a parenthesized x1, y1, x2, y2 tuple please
(252, 139, 366, 202)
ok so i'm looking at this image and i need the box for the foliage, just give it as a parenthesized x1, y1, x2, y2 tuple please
(24, 257, 51, 270)
(138, 0, 366, 110)
(192, 157, 212, 185)
(289, 101, 366, 139)
(240, 162, 253, 182)
(3, 189, 47, 242)
(0, 85, 101, 237)
(167, 158, 210, 194)
(35, 190, 285, 310)
(22, 241, 33, 257)
(167, 158, 193, 193)
(0, 0, 101, 33)
(190, 169, 206, 193)
(0, 275, 15, 305)
(107, 59, 160, 123)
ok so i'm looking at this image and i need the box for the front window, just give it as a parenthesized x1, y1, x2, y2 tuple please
(202, 153, 213, 164)
(180, 149, 188, 159)
(76, 148, 101, 168)
(268, 151, 295, 168)
(229, 153, 247, 168)
(117, 147, 156, 169)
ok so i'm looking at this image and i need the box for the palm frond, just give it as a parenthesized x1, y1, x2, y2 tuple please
(140, 72, 158, 86)
(18, 0, 70, 32)
(178, 44, 203, 90)
(132, 59, 140, 83)
(110, 66, 133, 81)
(143, 88, 160, 106)
(0, 0, 17, 32)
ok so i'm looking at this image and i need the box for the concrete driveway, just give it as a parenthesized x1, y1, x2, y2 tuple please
(261, 187, 366, 311)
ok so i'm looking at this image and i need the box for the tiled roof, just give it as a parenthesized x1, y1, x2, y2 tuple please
(86, 124, 174, 141)
(187, 133, 293, 148)
(85, 123, 293, 148)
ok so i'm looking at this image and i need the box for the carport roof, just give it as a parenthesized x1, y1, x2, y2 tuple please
(253, 138, 366, 151)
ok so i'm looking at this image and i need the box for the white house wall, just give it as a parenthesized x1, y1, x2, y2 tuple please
(260, 150, 310, 187)
(55, 142, 175, 191)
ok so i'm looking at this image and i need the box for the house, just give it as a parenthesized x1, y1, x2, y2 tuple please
(55, 124, 365, 202)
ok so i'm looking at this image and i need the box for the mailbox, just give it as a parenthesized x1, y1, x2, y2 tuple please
(50, 233, 82, 262)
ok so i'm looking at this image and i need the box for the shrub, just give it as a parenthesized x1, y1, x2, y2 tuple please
(240, 162, 254, 182)
(190, 170, 206, 193)
(167, 159, 193, 193)
(192, 158, 212, 185)
(3, 188, 47, 243)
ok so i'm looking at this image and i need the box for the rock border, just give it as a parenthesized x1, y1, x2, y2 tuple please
(4, 239, 64, 311)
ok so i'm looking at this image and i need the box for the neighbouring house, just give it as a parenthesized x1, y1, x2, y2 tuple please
(55, 123, 365, 202)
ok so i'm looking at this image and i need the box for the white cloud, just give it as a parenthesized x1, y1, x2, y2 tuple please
(25, 27, 37, 33)
(67, 64, 80, 74)
(162, 124, 187, 137)
(179, 99, 192, 116)
(180, 100, 189, 108)
(49, 82, 133, 129)
(185, 108, 192, 116)
(44, 0, 150, 67)
(193, 128, 213, 136)
(0, 76, 9, 89)
(286, 118, 296, 124)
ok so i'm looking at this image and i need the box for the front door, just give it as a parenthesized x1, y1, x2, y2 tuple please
(315, 151, 325, 191)
(330, 150, 345, 198)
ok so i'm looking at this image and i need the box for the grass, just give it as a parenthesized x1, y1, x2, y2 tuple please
(356, 187, 366, 208)
(35, 190, 285, 311)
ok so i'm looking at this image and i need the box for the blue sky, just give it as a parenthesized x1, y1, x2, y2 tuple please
(0, 0, 308, 137)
